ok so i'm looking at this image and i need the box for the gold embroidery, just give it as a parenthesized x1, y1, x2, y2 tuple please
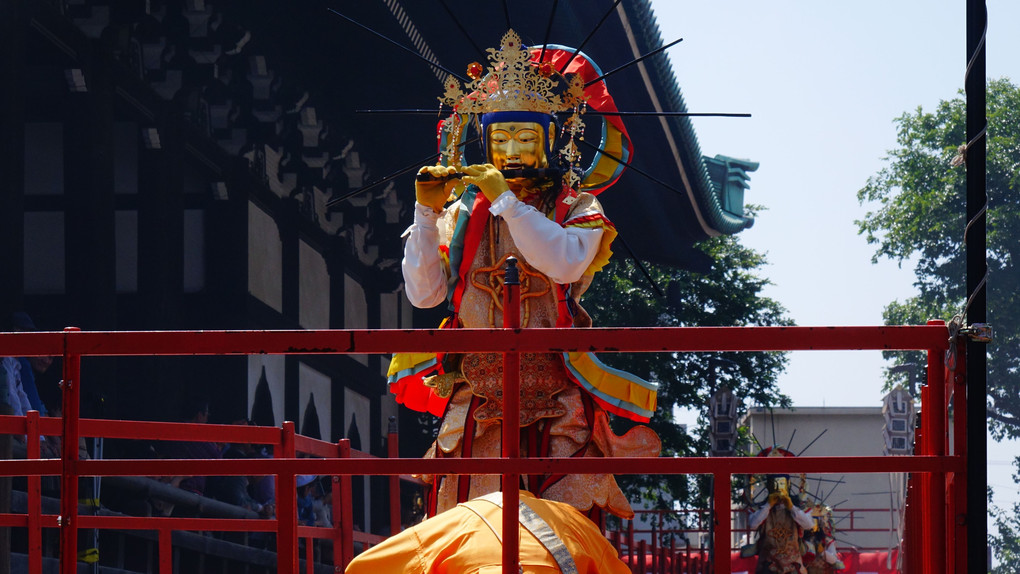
(460, 352, 567, 426)
(423, 371, 466, 398)
(469, 218, 552, 327)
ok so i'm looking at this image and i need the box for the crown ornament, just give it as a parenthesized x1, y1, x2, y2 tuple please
(437, 30, 587, 183)
(439, 30, 586, 116)
(430, 29, 632, 195)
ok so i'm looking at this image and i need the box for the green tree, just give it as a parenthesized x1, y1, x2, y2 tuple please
(856, 77, 1020, 563)
(584, 229, 793, 534)
(992, 502, 1020, 573)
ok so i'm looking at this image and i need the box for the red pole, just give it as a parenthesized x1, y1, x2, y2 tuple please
(339, 439, 354, 568)
(159, 528, 172, 574)
(712, 473, 731, 574)
(60, 327, 81, 574)
(387, 417, 401, 534)
(951, 338, 968, 574)
(277, 421, 298, 573)
(305, 533, 314, 574)
(650, 526, 658, 574)
(918, 376, 933, 574)
(927, 332, 947, 574)
(26, 410, 42, 574)
(331, 473, 343, 569)
(669, 535, 676, 574)
(502, 257, 521, 574)
(627, 519, 635, 570)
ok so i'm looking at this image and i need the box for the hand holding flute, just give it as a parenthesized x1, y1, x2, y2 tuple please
(414, 165, 460, 213)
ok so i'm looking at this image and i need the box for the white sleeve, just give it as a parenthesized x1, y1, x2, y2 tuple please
(401, 203, 449, 309)
(748, 505, 771, 530)
(489, 191, 603, 284)
(823, 540, 838, 564)
(792, 507, 816, 530)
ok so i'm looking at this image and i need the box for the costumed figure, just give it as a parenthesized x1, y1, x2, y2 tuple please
(387, 30, 660, 520)
(803, 504, 845, 574)
(742, 448, 815, 574)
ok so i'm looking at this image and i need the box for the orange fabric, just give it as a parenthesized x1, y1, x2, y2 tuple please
(345, 491, 631, 574)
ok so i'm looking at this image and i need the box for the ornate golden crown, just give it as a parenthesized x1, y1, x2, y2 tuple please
(436, 30, 588, 185)
(439, 30, 586, 116)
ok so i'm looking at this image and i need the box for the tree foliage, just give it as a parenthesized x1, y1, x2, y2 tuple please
(856, 77, 1020, 439)
(856, 77, 1020, 564)
(992, 502, 1020, 572)
(991, 462, 1020, 573)
(583, 230, 793, 530)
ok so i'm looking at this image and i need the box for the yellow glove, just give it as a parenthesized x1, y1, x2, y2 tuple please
(461, 164, 510, 203)
(415, 165, 458, 213)
(767, 492, 794, 509)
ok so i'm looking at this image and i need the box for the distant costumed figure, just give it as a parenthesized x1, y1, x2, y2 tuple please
(803, 504, 845, 574)
(387, 30, 660, 520)
(743, 448, 815, 574)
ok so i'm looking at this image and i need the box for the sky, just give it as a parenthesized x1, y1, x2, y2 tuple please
(646, 0, 1020, 525)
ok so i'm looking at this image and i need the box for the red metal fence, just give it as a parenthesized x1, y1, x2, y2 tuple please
(0, 319, 966, 574)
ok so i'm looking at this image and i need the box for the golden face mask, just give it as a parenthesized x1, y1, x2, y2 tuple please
(769, 476, 790, 496)
(487, 121, 549, 170)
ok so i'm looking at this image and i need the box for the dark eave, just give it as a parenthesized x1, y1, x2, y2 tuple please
(27, 0, 758, 273)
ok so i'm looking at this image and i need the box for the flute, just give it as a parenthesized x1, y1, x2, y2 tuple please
(415, 168, 563, 182)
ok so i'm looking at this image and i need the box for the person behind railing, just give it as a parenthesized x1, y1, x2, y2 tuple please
(345, 489, 631, 574)
(4, 312, 57, 413)
(294, 474, 331, 527)
(154, 395, 222, 514)
(207, 421, 276, 519)
(0, 316, 60, 459)
(0, 314, 36, 424)
(0, 356, 33, 424)
(296, 474, 317, 526)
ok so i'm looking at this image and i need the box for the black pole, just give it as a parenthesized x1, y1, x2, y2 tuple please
(964, 0, 988, 571)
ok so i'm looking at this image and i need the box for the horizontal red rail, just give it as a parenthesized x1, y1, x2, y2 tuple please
(0, 325, 949, 357)
(0, 455, 963, 477)
(0, 455, 962, 477)
(76, 515, 279, 532)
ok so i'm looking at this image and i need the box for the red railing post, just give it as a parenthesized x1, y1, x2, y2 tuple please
(918, 373, 933, 574)
(712, 473, 731, 574)
(60, 327, 81, 574)
(927, 330, 947, 574)
(650, 525, 658, 573)
(26, 410, 42, 574)
(951, 337, 968, 574)
(627, 519, 635, 570)
(668, 535, 676, 574)
(501, 257, 521, 574)
(338, 438, 354, 568)
(159, 528, 172, 574)
(331, 472, 343, 569)
(305, 532, 315, 574)
(277, 420, 298, 573)
(387, 416, 400, 535)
